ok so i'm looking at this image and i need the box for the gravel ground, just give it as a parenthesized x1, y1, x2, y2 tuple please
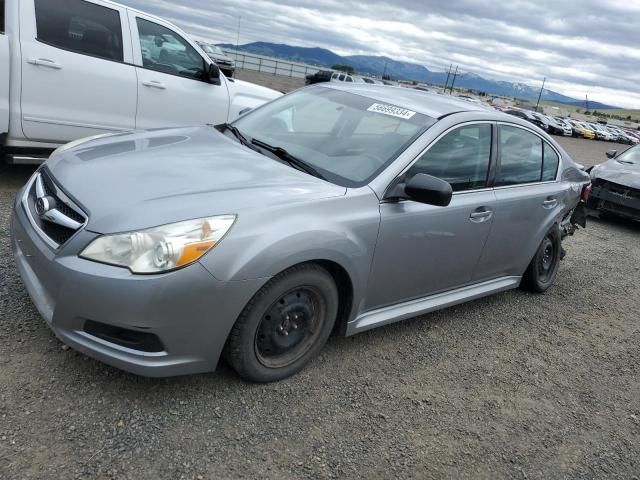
(1, 138, 639, 480)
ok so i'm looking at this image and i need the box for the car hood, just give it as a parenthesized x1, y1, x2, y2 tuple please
(592, 159, 640, 188)
(45, 127, 346, 233)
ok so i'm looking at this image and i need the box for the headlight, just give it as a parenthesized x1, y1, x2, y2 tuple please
(80, 215, 236, 273)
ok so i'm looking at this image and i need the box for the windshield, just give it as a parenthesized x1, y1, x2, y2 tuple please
(617, 145, 640, 165)
(200, 43, 224, 55)
(232, 87, 435, 186)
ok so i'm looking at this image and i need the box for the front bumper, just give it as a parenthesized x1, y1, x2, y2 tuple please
(587, 182, 640, 221)
(10, 198, 267, 377)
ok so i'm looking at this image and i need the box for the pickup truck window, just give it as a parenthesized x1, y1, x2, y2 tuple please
(136, 18, 205, 81)
(1, 0, 5, 33)
(34, 0, 123, 62)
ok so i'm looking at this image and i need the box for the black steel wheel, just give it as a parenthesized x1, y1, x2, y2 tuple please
(521, 225, 562, 293)
(255, 286, 326, 369)
(223, 264, 338, 382)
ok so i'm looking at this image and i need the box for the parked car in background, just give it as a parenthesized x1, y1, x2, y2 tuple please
(532, 113, 571, 136)
(588, 122, 615, 141)
(571, 121, 596, 139)
(361, 77, 385, 85)
(11, 84, 590, 381)
(195, 42, 235, 77)
(330, 72, 366, 83)
(305, 70, 333, 85)
(587, 146, 640, 221)
(555, 117, 582, 137)
(504, 109, 546, 130)
(622, 129, 640, 144)
(1, 0, 280, 164)
(604, 125, 634, 145)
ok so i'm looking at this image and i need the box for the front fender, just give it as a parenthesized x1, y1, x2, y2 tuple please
(199, 190, 381, 317)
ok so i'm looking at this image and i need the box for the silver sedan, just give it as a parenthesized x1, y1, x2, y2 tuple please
(11, 84, 590, 381)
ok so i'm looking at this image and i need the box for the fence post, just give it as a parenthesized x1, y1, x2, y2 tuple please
(258, 57, 262, 73)
(274, 61, 279, 76)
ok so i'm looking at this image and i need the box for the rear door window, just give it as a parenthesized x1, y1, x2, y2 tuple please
(497, 125, 543, 186)
(34, 0, 124, 62)
(406, 123, 492, 192)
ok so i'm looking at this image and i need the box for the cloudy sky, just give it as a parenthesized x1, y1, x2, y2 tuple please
(120, 0, 640, 108)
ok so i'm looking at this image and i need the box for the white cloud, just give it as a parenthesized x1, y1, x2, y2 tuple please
(119, 0, 640, 108)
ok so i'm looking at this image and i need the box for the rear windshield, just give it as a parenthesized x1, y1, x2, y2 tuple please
(233, 87, 435, 187)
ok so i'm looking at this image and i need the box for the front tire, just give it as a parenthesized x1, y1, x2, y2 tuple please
(223, 264, 338, 382)
(521, 225, 562, 293)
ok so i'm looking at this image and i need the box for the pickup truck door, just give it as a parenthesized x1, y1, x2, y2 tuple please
(128, 11, 231, 130)
(0, 24, 9, 136)
(19, 0, 137, 143)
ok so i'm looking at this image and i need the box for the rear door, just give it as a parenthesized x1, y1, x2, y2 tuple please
(473, 124, 564, 280)
(129, 12, 230, 130)
(364, 122, 497, 311)
(1, 0, 8, 135)
(19, 0, 137, 143)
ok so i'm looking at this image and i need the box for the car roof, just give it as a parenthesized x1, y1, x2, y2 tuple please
(318, 83, 490, 119)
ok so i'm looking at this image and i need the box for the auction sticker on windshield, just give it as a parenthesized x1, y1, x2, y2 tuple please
(367, 103, 416, 120)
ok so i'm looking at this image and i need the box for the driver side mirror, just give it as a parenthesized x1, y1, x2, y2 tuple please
(388, 174, 453, 206)
(606, 150, 617, 159)
(205, 63, 221, 83)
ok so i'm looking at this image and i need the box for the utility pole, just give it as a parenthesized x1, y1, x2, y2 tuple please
(449, 66, 458, 93)
(382, 59, 389, 79)
(535, 77, 546, 112)
(585, 94, 590, 111)
(443, 64, 452, 92)
(235, 16, 241, 57)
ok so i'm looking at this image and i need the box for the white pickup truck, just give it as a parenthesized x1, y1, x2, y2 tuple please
(0, 0, 281, 163)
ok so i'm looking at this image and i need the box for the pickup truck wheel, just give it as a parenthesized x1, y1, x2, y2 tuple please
(223, 264, 338, 382)
(521, 225, 561, 293)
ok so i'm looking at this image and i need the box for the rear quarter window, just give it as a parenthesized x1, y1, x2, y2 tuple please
(542, 142, 559, 181)
(0, 0, 5, 33)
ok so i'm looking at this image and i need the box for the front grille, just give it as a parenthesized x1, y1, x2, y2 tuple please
(24, 170, 87, 248)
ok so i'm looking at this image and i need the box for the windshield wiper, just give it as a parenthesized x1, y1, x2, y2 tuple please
(250, 138, 326, 180)
(216, 123, 254, 148)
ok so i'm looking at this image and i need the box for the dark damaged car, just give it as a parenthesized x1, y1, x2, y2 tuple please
(587, 146, 640, 221)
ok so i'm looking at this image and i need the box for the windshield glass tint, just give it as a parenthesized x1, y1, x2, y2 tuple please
(233, 87, 435, 186)
(617, 145, 640, 164)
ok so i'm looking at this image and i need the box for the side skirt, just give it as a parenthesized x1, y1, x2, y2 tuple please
(346, 276, 521, 335)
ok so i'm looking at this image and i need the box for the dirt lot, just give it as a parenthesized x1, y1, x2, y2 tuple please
(1, 135, 639, 479)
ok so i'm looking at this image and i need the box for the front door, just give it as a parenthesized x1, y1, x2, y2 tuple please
(365, 123, 497, 311)
(129, 12, 230, 130)
(20, 0, 137, 143)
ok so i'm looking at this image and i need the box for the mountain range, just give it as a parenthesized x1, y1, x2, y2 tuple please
(219, 42, 618, 110)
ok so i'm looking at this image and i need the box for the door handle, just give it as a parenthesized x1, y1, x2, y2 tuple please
(542, 198, 558, 209)
(27, 58, 62, 69)
(470, 208, 493, 223)
(142, 80, 166, 90)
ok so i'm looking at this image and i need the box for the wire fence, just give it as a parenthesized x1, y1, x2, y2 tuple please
(221, 49, 322, 79)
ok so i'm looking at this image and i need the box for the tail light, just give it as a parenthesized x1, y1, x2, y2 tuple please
(581, 183, 592, 202)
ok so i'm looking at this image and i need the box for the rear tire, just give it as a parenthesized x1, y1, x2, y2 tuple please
(521, 225, 562, 293)
(223, 264, 338, 382)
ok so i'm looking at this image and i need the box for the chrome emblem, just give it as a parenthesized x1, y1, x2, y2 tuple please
(35, 196, 55, 216)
